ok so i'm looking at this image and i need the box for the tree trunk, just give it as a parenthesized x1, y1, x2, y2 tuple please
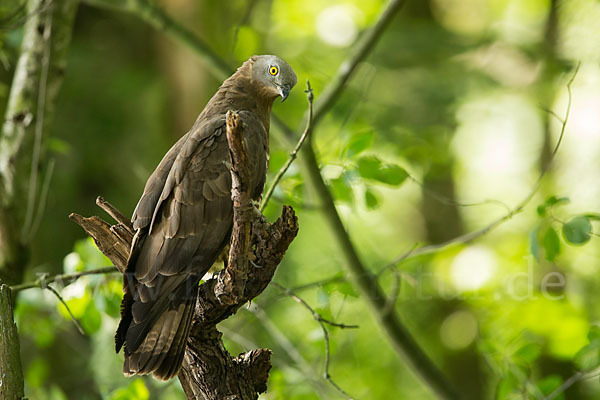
(0, 0, 78, 284)
(0, 284, 24, 399)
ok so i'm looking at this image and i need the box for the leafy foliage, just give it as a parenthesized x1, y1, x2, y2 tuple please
(3, 0, 600, 399)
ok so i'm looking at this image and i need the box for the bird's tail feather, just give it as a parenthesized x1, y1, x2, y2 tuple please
(123, 293, 195, 380)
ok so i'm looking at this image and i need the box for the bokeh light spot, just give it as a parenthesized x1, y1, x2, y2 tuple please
(315, 5, 358, 47)
(451, 245, 497, 291)
(440, 310, 478, 350)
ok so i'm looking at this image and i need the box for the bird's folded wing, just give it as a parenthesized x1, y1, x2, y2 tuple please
(130, 114, 233, 285)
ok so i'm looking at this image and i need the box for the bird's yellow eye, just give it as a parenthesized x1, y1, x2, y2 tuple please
(269, 66, 278, 76)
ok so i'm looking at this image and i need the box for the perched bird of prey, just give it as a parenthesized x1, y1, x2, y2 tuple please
(115, 55, 297, 380)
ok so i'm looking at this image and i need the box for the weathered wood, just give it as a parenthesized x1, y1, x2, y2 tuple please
(215, 110, 252, 305)
(68, 213, 131, 273)
(70, 111, 298, 399)
(0, 284, 25, 399)
(178, 327, 272, 400)
(96, 196, 134, 235)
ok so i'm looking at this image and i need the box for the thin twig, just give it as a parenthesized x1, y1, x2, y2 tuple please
(251, 305, 331, 398)
(272, 282, 359, 330)
(29, 158, 55, 239)
(260, 80, 314, 211)
(376, 243, 418, 278)
(277, 274, 346, 294)
(543, 369, 600, 400)
(509, 364, 545, 400)
(381, 62, 581, 273)
(540, 107, 564, 125)
(407, 173, 511, 212)
(319, 322, 355, 400)
(382, 271, 401, 316)
(271, 282, 357, 399)
(45, 284, 85, 335)
(220, 325, 259, 351)
(10, 266, 117, 292)
(549, 63, 579, 158)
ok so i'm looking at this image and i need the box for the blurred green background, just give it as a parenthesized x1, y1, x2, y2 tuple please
(2, 0, 600, 398)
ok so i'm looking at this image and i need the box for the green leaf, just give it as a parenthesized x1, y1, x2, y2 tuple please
(536, 205, 546, 217)
(63, 251, 84, 273)
(81, 301, 102, 334)
(58, 291, 102, 334)
(537, 196, 569, 217)
(562, 216, 592, 245)
(584, 213, 600, 221)
(314, 306, 334, 322)
(537, 375, 564, 399)
(26, 358, 48, 388)
(356, 156, 382, 180)
(59, 296, 88, 318)
(513, 342, 542, 365)
(495, 374, 519, 400)
(130, 379, 150, 399)
(48, 385, 68, 400)
(31, 317, 56, 348)
(574, 341, 600, 371)
(108, 379, 149, 400)
(316, 287, 330, 308)
(47, 137, 72, 155)
(545, 195, 570, 208)
(588, 325, 600, 342)
(376, 164, 408, 186)
(543, 227, 560, 261)
(324, 280, 359, 298)
(100, 279, 123, 318)
(365, 188, 380, 210)
(356, 156, 407, 187)
(530, 225, 541, 261)
(330, 176, 353, 204)
(345, 131, 374, 158)
(74, 237, 112, 269)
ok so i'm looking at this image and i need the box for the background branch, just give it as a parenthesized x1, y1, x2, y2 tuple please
(0, 284, 25, 399)
(10, 266, 117, 292)
(0, 0, 78, 285)
(380, 62, 580, 275)
(271, 282, 358, 398)
(45, 283, 85, 335)
(260, 80, 313, 211)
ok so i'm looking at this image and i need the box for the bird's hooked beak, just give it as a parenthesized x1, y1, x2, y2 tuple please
(278, 84, 291, 102)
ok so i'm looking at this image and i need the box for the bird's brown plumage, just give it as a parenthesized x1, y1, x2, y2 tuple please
(115, 55, 297, 380)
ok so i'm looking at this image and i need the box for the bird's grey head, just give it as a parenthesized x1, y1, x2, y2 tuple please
(250, 55, 297, 102)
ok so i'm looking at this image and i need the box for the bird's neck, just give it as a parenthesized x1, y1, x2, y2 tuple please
(200, 70, 274, 133)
